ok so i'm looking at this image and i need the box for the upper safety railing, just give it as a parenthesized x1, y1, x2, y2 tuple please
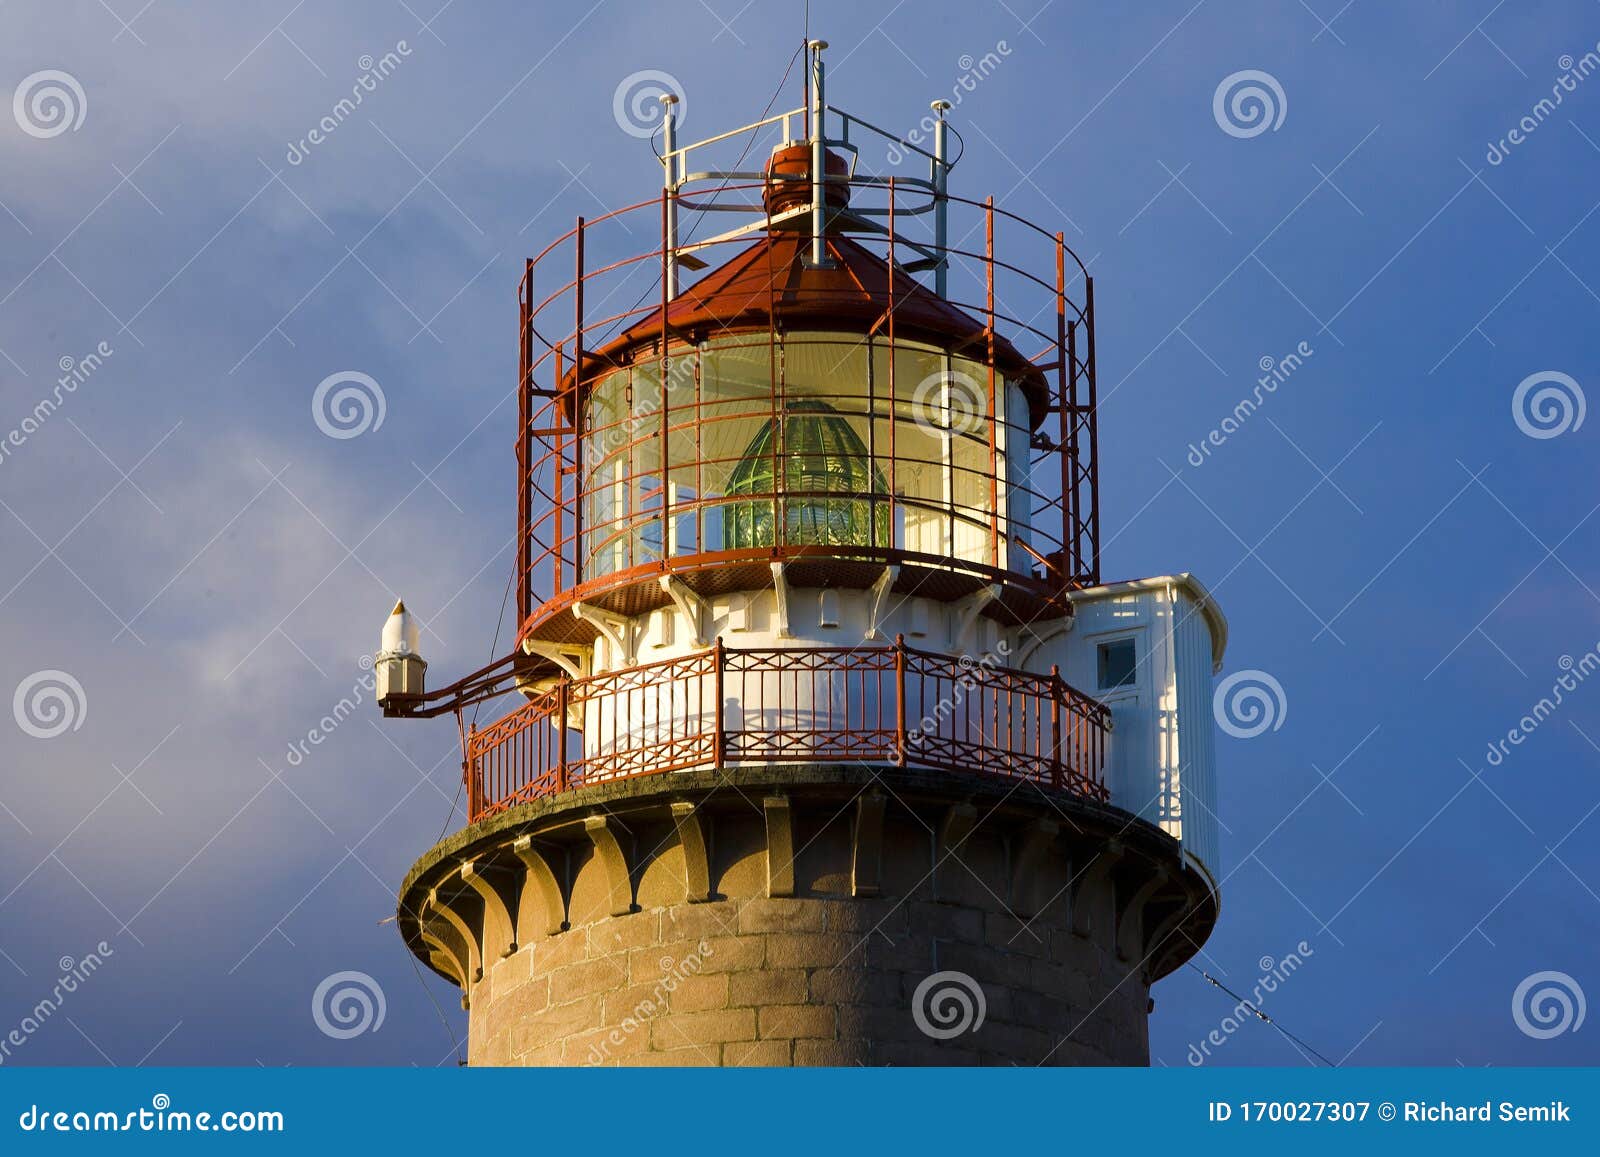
(466, 637, 1111, 822)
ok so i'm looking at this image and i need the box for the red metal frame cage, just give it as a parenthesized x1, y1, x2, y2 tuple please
(513, 175, 1100, 648)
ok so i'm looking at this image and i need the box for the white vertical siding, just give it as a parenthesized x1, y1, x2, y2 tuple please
(1058, 592, 1159, 826)
(1171, 587, 1221, 889)
(1030, 577, 1225, 892)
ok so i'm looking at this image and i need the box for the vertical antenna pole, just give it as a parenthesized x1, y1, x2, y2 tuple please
(660, 94, 679, 301)
(808, 39, 829, 268)
(931, 100, 951, 298)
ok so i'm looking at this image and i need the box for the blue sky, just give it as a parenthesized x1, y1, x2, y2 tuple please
(2, 0, 1598, 1067)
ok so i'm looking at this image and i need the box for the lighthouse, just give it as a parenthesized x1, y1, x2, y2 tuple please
(380, 41, 1227, 1066)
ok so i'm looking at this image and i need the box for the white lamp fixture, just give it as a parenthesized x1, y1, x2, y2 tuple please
(375, 599, 427, 705)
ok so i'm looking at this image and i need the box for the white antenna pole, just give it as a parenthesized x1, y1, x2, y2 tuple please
(808, 39, 829, 267)
(660, 93, 680, 300)
(932, 99, 951, 298)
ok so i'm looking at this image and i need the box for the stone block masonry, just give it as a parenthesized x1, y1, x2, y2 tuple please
(398, 764, 1215, 1067)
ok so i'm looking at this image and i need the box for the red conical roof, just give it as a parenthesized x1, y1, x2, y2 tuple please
(584, 229, 1049, 425)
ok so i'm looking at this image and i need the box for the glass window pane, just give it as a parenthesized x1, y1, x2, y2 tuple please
(1097, 638, 1137, 690)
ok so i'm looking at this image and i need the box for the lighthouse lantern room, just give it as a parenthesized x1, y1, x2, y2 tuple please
(382, 41, 1228, 1067)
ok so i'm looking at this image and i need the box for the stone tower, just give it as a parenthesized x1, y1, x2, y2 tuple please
(383, 42, 1226, 1066)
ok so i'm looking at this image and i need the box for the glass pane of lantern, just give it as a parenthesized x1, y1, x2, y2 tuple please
(784, 334, 869, 417)
(889, 344, 948, 556)
(700, 337, 774, 542)
(950, 354, 994, 565)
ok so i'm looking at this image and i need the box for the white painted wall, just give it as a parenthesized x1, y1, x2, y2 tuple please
(1026, 576, 1227, 893)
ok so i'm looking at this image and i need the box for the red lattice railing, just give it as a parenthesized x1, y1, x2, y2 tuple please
(465, 638, 1110, 821)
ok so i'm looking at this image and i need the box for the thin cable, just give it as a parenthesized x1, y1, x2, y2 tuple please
(407, 949, 466, 1066)
(471, 560, 518, 730)
(443, 557, 515, 842)
(687, 41, 803, 237)
(433, 773, 464, 846)
(1187, 963, 1339, 1067)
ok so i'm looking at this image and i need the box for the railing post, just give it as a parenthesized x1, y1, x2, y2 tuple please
(556, 678, 570, 794)
(464, 725, 481, 821)
(1098, 704, 1111, 801)
(712, 637, 726, 769)
(893, 633, 908, 766)
(1049, 665, 1063, 791)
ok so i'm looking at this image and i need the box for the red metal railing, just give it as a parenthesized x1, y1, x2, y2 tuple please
(464, 638, 1111, 821)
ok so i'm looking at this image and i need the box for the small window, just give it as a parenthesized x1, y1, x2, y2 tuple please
(1097, 638, 1137, 690)
(818, 589, 841, 628)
